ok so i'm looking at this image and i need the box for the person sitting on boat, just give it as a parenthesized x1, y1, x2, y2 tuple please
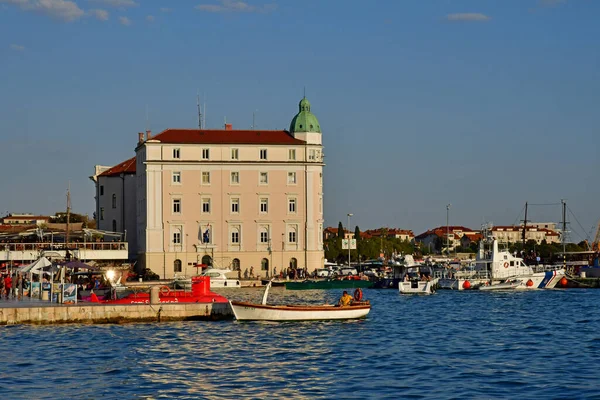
(338, 290, 353, 307)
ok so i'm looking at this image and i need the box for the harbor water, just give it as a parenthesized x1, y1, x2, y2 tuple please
(1, 288, 600, 399)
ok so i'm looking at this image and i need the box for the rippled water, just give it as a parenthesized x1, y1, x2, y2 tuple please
(2, 288, 600, 399)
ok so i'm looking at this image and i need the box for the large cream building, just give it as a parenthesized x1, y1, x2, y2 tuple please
(94, 97, 325, 279)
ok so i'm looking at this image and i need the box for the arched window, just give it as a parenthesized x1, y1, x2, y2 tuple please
(289, 258, 297, 269)
(174, 259, 182, 273)
(202, 255, 213, 266)
(232, 258, 240, 271)
(112, 219, 117, 232)
(261, 258, 269, 271)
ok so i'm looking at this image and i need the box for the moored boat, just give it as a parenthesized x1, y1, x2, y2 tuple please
(399, 277, 439, 295)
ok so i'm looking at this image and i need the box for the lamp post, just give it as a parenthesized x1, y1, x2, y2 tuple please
(446, 204, 451, 256)
(347, 213, 353, 267)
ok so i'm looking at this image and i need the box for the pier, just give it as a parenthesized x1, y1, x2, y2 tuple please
(0, 299, 232, 325)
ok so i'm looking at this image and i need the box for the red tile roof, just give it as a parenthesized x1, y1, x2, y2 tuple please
(99, 156, 136, 177)
(152, 129, 306, 145)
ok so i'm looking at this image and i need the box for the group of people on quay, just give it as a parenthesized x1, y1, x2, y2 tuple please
(242, 266, 310, 280)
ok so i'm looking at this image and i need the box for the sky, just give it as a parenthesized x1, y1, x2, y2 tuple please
(1, 0, 599, 241)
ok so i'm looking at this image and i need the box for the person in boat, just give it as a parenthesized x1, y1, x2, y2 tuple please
(338, 290, 353, 307)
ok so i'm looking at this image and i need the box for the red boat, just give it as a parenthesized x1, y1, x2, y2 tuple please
(91, 276, 228, 304)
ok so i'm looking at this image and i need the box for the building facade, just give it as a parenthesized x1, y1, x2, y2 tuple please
(96, 97, 325, 279)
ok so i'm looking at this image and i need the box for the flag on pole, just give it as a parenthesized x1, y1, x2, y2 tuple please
(203, 224, 210, 243)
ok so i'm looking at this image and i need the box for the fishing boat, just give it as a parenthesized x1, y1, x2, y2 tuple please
(285, 278, 373, 291)
(230, 282, 371, 321)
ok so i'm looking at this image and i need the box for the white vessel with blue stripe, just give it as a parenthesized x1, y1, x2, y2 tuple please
(439, 225, 565, 290)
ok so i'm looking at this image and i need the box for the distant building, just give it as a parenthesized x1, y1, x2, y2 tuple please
(491, 225, 560, 244)
(415, 226, 477, 251)
(323, 227, 338, 241)
(1, 214, 50, 226)
(363, 228, 414, 242)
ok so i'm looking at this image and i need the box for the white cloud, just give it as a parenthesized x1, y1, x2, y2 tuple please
(195, 0, 275, 13)
(159, 7, 171, 12)
(445, 13, 490, 22)
(88, 8, 108, 20)
(88, 0, 137, 8)
(0, 0, 85, 22)
(146, 14, 153, 22)
(10, 43, 25, 51)
(118, 15, 130, 25)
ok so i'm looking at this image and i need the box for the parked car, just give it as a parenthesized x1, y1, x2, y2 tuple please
(339, 267, 358, 276)
(315, 268, 332, 277)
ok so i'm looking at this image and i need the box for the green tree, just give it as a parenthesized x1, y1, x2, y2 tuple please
(354, 226, 360, 240)
(338, 221, 344, 238)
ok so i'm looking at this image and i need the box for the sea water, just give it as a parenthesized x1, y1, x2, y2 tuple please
(1, 288, 599, 399)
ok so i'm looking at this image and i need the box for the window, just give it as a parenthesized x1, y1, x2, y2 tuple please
(174, 259, 182, 273)
(173, 232, 181, 244)
(231, 198, 239, 213)
(287, 172, 296, 184)
(289, 230, 297, 243)
(202, 198, 211, 213)
(231, 148, 239, 160)
(173, 148, 180, 159)
(231, 230, 240, 244)
(319, 196, 323, 213)
(309, 149, 316, 161)
(261, 258, 269, 271)
(320, 172, 323, 186)
(112, 220, 117, 232)
(230, 171, 239, 184)
(112, 194, 117, 208)
(288, 149, 296, 160)
(288, 198, 296, 213)
(260, 149, 267, 160)
(259, 172, 268, 184)
(202, 171, 210, 184)
(172, 171, 181, 184)
(100, 185, 104, 196)
(100, 207, 104, 220)
(202, 148, 210, 160)
(260, 228, 269, 244)
(173, 199, 181, 214)
(260, 198, 268, 213)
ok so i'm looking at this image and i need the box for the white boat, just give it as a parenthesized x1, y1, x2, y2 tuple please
(202, 268, 241, 288)
(229, 282, 371, 321)
(399, 277, 439, 295)
(442, 224, 565, 290)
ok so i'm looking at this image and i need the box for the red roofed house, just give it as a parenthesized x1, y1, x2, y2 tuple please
(415, 226, 476, 252)
(92, 97, 325, 278)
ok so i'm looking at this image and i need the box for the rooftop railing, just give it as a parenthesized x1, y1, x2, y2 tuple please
(2, 242, 128, 252)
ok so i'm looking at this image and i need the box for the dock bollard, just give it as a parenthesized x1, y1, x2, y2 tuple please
(150, 286, 160, 305)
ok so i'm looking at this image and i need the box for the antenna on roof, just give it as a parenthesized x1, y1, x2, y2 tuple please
(303, 86, 306, 99)
(203, 93, 206, 129)
(197, 91, 203, 129)
(252, 110, 258, 130)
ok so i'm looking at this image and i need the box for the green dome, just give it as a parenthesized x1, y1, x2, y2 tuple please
(289, 97, 321, 133)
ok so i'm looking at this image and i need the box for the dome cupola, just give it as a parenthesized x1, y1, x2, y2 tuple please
(289, 97, 321, 134)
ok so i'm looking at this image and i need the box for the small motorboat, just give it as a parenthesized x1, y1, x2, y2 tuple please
(201, 268, 241, 288)
(229, 282, 371, 321)
(399, 277, 439, 295)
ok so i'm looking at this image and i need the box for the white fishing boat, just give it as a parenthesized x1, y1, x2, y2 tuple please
(442, 224, 565, 290)
(229, 282, 371, 321)
(399, 277, 439, 295)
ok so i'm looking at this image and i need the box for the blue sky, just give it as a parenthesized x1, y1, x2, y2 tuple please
(1, 0, 599, 240)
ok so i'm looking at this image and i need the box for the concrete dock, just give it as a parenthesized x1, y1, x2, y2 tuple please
(0, 299, 233, 325)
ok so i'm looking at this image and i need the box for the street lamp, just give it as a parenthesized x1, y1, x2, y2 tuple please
(446, 204, 451, 256)
(347, 213, 353, 267)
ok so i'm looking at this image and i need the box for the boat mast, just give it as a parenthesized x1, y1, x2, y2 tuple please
(562, 199, 567, 269)
(522, 201, 528, 248)
(66, 183, 71, 245)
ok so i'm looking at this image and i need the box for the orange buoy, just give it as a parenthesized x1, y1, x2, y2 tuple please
(526, 279, 534, 287)
(463, 280, 471, 290)
(560, 277, 568, 287)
